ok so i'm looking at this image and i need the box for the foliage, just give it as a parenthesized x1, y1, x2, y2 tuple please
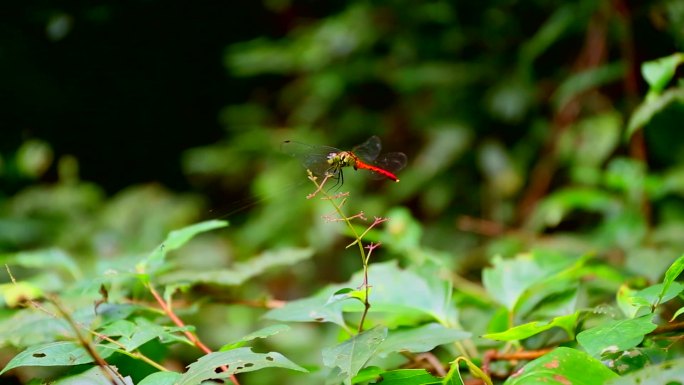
(3, 1, 684, 384)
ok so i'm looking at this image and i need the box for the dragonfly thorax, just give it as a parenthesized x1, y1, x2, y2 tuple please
(327, 151, 357, 169)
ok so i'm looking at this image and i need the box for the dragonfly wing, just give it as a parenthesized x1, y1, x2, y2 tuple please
(281, 140, 340, 177)
(367, 152, 408, 180)
(351, 136, 382, 162)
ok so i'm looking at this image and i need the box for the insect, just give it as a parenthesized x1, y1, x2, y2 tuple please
(282, 136, 407, 186)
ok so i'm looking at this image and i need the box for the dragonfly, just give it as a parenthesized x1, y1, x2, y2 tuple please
(282, 136, 407, 186)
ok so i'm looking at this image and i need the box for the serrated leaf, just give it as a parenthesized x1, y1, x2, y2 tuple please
(159, 247, 313, 286)
(483, 313, 578, 341)
(177, 347, 306, 385)
(577, 314, 657, 357)
(137, 220, 228, 274)
(0, 341, 115, 374)
(138, 371, 181, 385)
(378, 369, 441, 385)
(376, 323, 469, 357)
(322, 326, 387, 385)
(504, 347, 618, 384)
(220, 324, 290, 350)
(606, 357, 684, 385)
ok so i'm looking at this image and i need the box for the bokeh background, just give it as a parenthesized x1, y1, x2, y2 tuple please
(2, 0, 684, 383)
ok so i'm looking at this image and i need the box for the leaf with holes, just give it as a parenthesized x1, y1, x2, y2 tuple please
(176, 347, 306, 385)
(0, 341, 115, 374)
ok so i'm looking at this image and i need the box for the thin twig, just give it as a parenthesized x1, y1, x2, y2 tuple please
(147, 284, 240, 385)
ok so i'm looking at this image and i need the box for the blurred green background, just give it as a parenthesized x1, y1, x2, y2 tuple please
(2, 0, 684, 383)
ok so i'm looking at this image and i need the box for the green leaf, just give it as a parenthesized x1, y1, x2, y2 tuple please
(0, 248, 82, 280)
(346, 261, 454, 325)
(376, 323, 469, 357)
(606, 357, 684, 385)
(176, 347, 306, 385)
(482, 252, 574, 311)
(576, 314, 657, 357)
(661, 254, 684, 303)
(0, 281, 43, 307)
(351, 366, 384, 384)
(264, 289, 347, 327)
(377, 369, 441, 385)
(138, 372, 181, 385)
(671, 306, 684, 322)
(504, 347, 618, 384)
(137, 220, 228, 274)
(0, 341, 115, 374)
(552, 62, 626, 108)
(641, 53, 684, 93)
(327, 287, 369, 305)
(322, 326, 388, 385)
(626, 87, 684, 138)
(52, 366, 133, 385)
(266, 261, 456, 326)
(483, 313, 578, 341)
(529, 187, 619, 229)
(220, 324, 291, 350)
(99, 318, 188, 352)
(159, 247, 313, 286)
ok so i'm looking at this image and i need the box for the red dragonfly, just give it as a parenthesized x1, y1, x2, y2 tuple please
(282, 136, 407, 185)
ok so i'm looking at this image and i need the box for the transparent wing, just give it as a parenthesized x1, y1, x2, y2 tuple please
(368, 152, 408, 180)
(281, 140, 340, 177)
(351, 136, 382, 163)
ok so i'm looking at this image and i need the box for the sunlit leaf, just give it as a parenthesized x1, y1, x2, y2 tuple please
(504, 347, 618, 384)
(576, 314, 657, 357)
(176, 347, 306, 385)
(0, 281, 42, 307)
(322, 326, 387, 385)
(483, 313, 578, 341)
